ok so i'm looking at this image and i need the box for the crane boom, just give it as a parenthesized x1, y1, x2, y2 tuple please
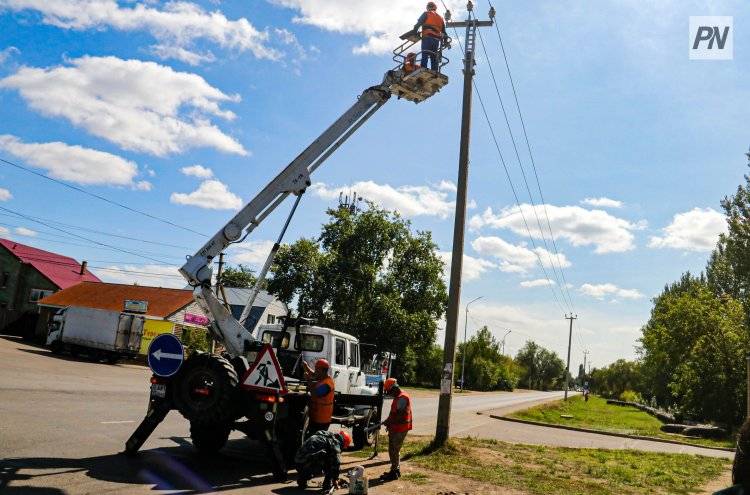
(179, 65, 447, 356)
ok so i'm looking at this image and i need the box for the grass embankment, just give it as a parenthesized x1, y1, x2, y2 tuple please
(355, 436, 728, 494)
(510, 395, 735, 449)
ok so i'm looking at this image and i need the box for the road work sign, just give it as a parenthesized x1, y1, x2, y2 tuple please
(147, 333, 184, 377)
(240, 343, 287, 394)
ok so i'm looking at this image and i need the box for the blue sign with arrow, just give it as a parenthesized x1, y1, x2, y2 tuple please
(147, 333, 184, 377)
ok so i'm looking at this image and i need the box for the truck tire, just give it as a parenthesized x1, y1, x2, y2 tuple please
(353, 411, 377, 450)
(173, 353, 238, 425)
(189, 422, 231, 455)
(49, 341, 63, 355)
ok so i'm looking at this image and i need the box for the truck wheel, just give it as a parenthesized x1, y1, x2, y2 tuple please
(49, 341, 63, 355)
(189, 422, 231, 455)
(353, 412, 377, 450)
(173, 353, 238, 424)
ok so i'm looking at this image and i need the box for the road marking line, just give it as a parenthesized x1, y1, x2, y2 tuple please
(101, 420, 135, 424)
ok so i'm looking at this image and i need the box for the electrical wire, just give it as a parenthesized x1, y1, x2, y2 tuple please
(0, 156, 207, 237)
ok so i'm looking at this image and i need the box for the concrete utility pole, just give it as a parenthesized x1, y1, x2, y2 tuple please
(460, 296, 483, 391)
(583, 350, 590, 378)
(563, 314, 577, 400)
(435, 1, 495, 448)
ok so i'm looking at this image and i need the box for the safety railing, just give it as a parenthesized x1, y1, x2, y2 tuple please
(392, 32, 450, 73)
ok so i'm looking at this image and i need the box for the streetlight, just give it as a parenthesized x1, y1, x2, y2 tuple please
(460, 296, 483, 391)
(501, 329, 511, 356)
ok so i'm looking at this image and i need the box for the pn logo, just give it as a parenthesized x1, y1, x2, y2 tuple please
(690, 16, 733, 60)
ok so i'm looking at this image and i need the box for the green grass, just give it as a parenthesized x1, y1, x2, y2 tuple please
(510, 396, 735, 449)
(399, 437, 729, 495)
(400, 472, 430, 484)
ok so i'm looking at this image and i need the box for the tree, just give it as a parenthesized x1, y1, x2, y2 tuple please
(456, 326, 519, 391)
(515, 340, 565, 391)
(218, 264, 257, 288)
(589, 359, 643, 399)
(267, 203, 447, 384)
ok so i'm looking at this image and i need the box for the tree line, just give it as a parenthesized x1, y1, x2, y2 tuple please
(589, 153, 750, 428)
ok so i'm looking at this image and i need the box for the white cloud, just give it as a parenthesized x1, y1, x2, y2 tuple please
(0, 1, 279, 63)
(311, 180, 455, 218)
(437, 251, 496, 282)
(520, 278, 555, 288)
(579, 283, 643, 301)
(180, 164, 214, 179)
(0, 188, 11, 201)
(14, 226, 36, 237)
(92, 264, 184, 288)
(271, 0, 467, 55)
(170, 179, 242, 210)
(470, 204, 642, 254)
(0, 56, 246, 157)
(0, 134, 145, 187)
(228, 240, 276, 267)
(471, 236, 570, 274)
(0, 46, 19, 65)
(134, 180, 152, 191)
(581, 197, 623, 209)
(648, 207, 726, 252)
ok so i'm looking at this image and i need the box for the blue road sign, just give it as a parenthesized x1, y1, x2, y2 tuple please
(147, 333, 184, 377)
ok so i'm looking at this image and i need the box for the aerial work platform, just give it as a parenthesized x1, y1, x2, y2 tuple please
(388, 30, 451, 103)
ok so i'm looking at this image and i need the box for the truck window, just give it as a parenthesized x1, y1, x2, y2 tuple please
(335, 338, 345, 365)
(349, 342, 359, 367)
(261, 331, 290, 349)
(297, 333, 324, 352)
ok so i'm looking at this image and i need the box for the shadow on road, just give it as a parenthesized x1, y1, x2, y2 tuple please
(0, 438, 301, 494)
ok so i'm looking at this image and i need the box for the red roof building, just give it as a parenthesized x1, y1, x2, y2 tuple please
(0, 238, 100, 337)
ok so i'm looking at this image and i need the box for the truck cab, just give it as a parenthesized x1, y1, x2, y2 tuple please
(254, 323, 372, 396)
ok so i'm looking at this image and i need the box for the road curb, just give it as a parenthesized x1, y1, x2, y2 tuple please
(488, 415, 735, 453)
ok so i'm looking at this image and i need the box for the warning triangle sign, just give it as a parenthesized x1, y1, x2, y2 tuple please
(240, 343, 288, 394)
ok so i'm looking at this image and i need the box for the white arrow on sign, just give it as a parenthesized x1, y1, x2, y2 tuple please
(152, 348, 183, 361)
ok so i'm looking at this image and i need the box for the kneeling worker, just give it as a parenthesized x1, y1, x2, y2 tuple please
(380, 377, 412, 481)
(295, 429, 352, 491)
(303, 358, 335, 435)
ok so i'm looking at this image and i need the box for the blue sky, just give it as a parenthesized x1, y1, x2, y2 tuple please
(0, 0, 747, 371)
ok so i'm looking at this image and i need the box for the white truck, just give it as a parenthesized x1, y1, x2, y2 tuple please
(46, 306, 144, 363)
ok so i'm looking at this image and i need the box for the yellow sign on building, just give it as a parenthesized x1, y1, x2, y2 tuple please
(139, 319, 175, 355)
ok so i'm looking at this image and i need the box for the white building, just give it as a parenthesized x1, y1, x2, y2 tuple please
(221, 288, 288, 332)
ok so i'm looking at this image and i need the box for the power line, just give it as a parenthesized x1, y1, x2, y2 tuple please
(0, 205, 172, 265)
(486, 12, 577, 313)
(475, 27, 573, 312)
(0, 156, 207, 237)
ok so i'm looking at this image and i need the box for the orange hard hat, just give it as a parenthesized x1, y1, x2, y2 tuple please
(383, 377, 398, 393)
(315, 358, 330, 371)
(426, 2, 437, 10)
(338, 430, 352, 449)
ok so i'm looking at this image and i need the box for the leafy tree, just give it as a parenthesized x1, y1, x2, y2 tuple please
(515, 340, 565, 391)
(456, 326, 519, 391)
(589, 359, 643, 399)
(218, 264, 258, 288)
(267, 203, 447, 384)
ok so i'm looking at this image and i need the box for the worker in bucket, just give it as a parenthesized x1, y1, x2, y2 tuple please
(403, 52, 420, 74)
(380, 377, 412, 481)
(413, 1, 446, 70)
(303, 358, 335, 436)
(295, 429, 352, 491)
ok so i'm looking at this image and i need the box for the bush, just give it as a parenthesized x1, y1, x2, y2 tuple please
(619, 390, 643, 403)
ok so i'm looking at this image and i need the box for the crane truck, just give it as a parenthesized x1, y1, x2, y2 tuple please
(124, 37, 450, 480)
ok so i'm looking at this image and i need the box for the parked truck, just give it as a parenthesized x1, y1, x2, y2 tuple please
(46, 306, 144, 363)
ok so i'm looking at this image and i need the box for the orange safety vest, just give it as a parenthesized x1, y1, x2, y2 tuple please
(404, 56, 418, 74)
(309, 375, 334, 424)
(387, 390, 412, 433)
(422, 11, 445, 39)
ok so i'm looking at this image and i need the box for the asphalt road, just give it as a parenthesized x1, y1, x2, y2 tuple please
(0, 336, 568, 494)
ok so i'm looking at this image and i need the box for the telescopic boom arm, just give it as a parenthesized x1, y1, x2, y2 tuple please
(179, 77, 394, 356)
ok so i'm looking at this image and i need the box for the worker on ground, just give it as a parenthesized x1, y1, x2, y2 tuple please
(403, 52, 420, 74)
(303, 358, 335, 436)
(414, 1, 446, 70)
(295, 429, 352, 491)
(380, 377, 412, 481)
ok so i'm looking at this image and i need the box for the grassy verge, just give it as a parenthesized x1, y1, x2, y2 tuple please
(396, 437, 728, 495)
(510, 395, 735, 449)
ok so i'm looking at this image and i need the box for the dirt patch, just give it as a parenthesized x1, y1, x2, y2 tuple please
(699, 468, 733, 494)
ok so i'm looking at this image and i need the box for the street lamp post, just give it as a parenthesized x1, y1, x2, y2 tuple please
(460, 296, 483, 391)
(501, 329, 511, 356)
